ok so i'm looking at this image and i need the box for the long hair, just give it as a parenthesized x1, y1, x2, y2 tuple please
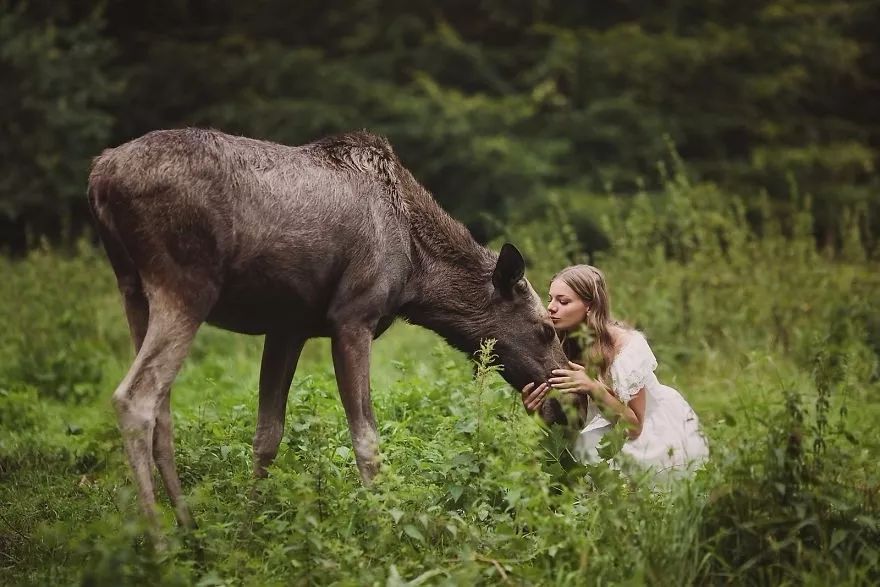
(552, 264, 625, 385)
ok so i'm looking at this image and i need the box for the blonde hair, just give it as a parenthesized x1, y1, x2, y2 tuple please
(552, 264, 625, 384)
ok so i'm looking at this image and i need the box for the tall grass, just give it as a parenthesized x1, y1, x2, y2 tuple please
(1, 169, 878, 585)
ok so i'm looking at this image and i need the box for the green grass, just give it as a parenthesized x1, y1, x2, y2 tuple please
(1, 175, 879, 585)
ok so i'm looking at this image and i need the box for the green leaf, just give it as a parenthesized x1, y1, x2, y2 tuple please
(403, 524, 425, 543)
(448, 485, 464, 502)
(830, 529, 848, 550)
(597, 427, 626, 460)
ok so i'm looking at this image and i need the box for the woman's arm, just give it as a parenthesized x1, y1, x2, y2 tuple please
(589, 382, 645, 439)
(549, 362, 646, 439)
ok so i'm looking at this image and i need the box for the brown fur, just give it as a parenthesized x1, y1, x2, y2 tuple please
(88, 128, 567, 529)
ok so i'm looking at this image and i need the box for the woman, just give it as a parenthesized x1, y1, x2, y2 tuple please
(521, 265, 709, 475)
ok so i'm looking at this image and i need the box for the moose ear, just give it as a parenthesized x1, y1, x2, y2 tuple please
(492, 243, 525, 295)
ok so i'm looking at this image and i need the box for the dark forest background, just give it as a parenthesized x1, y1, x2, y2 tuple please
(1, 0, 878, 252)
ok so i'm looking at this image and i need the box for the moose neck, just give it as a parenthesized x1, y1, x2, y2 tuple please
(402, 257, 496, 356)
(399, 177, 496, 356)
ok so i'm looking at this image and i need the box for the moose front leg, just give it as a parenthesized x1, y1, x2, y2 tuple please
(331, 325, 380, 483)
(253, 331, 306, 478)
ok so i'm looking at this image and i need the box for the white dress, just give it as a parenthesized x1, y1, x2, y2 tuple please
(574, 331, 709, 475)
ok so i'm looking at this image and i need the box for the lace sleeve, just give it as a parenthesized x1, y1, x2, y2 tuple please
(610, 333, 658, 404)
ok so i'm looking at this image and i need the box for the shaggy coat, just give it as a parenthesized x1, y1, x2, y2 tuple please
(88, 128, 566, 528)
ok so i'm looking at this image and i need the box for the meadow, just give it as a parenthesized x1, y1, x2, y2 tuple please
(1, 170, 878, 585)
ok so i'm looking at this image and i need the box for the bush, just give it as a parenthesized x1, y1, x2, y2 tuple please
(0, 239, 128, 402)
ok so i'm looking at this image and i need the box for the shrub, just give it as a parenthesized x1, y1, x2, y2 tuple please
(0, 239, 128, 402)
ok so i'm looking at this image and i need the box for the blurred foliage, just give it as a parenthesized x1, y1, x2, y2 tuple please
(0, 239, 129, 401)
(1, 0, 878, 251)
(0, 2, 119, 235)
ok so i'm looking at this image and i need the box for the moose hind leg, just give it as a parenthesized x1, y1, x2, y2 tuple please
(153, 393, 193, 528)
(253, 332, 306, 477)
(120, 275, 149, 353)
(112, 307, 200, 526)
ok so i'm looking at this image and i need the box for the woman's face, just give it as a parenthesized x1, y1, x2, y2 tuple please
(547, 279, 589, 332)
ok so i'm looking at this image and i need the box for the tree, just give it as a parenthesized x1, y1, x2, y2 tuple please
(0, 3, 120, 245)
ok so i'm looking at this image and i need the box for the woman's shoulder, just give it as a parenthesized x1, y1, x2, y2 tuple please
(613, 326, 650, 357)
(609, 328, 658, 399)
(611, 327, 656, 370)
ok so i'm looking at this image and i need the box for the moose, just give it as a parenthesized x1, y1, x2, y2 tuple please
(88, 128, 567, 528)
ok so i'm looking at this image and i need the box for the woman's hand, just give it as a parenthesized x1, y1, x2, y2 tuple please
(521, 381, 550, 414)
(549, 361, 602, 398)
